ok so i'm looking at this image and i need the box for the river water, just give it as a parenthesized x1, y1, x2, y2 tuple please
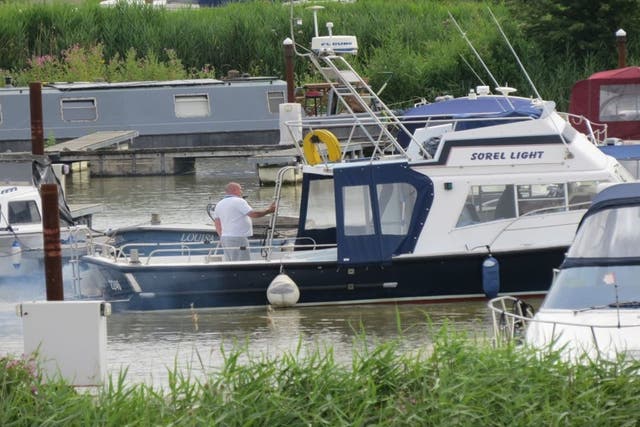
(0, 157, 513, 385)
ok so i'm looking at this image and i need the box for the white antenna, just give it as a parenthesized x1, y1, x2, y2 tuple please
(309, 5, 324, 38)
(487, 7, 541, 100)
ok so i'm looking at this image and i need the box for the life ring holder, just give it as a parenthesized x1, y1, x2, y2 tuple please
(302, 129, 342, 165)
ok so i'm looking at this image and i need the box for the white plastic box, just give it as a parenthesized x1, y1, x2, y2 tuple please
(18, 300, 110, 386)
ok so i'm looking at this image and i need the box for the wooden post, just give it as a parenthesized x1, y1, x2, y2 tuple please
(616, 29, 627, 69)
(283, 38, 295, 103)
(29, 82, 44, 156)
(42, 183, 64, 301)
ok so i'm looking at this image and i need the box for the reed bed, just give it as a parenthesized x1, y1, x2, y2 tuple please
(2, 1, 635, 110)
(3, 326, 640, 426)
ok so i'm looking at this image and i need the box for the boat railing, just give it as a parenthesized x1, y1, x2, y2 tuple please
(140, 241, 336, 265)
(284, 113, 541, 164)
(488, 295, 640, 349)
(559, 112, 608, 145)
(87, 236, 335, 265)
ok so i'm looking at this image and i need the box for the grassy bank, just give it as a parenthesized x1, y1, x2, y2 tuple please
(2, 1, 636, 111)
(3, 328, 640, 426)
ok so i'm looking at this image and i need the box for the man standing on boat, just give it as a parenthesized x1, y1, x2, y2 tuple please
(212, 182, 276, 261)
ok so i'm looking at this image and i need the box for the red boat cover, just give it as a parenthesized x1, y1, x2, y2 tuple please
(569, 66, 640, 140)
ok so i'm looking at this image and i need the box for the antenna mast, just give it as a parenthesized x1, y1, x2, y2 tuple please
(448, 11, 501, 91)
(487, 7, 541, 100)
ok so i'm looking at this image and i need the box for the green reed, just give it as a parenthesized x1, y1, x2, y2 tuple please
(3, 322, 640, 426)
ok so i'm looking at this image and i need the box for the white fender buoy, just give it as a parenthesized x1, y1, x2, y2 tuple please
(267, 273, 300, 308)
(10, 239, 21, 270)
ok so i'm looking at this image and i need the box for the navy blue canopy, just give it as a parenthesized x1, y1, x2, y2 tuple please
(398, 96, 542, 147)
(402, 96, 541, 118)
(333, 162, 433, 265)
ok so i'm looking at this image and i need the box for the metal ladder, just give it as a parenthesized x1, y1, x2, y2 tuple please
(308, 52, 431, 159)
(263, 165, 300, 260)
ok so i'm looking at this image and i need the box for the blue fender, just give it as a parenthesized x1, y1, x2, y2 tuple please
(482, 255, 500, 298)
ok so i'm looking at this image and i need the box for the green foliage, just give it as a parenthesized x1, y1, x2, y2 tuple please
(1, 0, 640, 111)
(507, 0, 639, 64)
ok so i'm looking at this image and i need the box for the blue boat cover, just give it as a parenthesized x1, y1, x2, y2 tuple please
(332, 162, 433, 265)
(398, 96, 542, 147)
(599, 144, 640, 160)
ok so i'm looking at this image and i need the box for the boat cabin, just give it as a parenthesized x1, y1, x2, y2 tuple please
(569, 67, 640, 142)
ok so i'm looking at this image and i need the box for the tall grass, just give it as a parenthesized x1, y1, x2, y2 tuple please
(0, 1, 638, 110)
(3, 326, 640, 425)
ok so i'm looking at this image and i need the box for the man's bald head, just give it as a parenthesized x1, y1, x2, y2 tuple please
(225, 182, 242, 196)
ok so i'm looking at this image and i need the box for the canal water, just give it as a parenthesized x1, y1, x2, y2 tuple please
(0, 158, 511, 385)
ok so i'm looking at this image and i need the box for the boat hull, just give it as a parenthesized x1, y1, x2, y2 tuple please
(84, 247, 565, 311)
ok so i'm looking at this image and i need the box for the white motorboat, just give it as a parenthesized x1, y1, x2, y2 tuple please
(489, 183, 640, 361)
(0, 154, 99, 280)
(79, 8, 635, 311)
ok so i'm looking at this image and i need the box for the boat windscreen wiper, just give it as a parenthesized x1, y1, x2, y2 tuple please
(575, 300, 640, 313)
(609, 300, 640, 308)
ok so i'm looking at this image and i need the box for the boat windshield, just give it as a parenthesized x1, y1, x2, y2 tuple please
(567, 205, 640, 258)
(541, 265, 640, 310)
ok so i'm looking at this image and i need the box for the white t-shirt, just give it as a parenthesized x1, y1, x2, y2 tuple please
(212, 196, 253, 237)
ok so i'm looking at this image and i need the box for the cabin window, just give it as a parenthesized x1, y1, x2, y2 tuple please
(174, 94, 210, 118)
(305, 178, 336, 229)
(516, 183, 565, 216)
(8, 200, 41, 225)
(376, 183, 417, 235)
(267, 91, 285, 114)
(342, 185, 374, 236)
(456, 181, 605, 227)
(0, 102, 3, 124)
(567, 181, 599, 210)
(599, 84, 640, 122)
(61, 98, 97, 122)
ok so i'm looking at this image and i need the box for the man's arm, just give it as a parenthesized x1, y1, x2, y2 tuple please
(247, 201, 276, 218)
(214, 218, 222, 236)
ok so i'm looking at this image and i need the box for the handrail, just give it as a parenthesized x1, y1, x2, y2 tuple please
(86, 237, 333, 265)
(488, 296, 640, 349)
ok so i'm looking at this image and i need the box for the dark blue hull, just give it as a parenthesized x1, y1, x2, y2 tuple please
(85, 247, 566, 311)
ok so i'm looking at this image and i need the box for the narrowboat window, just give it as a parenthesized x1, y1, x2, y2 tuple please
(174, 94, 210, 118)
(267, 91, 285, 114)
(305, 178, 336, 229)
(599, 84, 640, 122)
(0, 102, 3, 124)
(342, 185, 374, 236)
(8, 200, 41, 225)
(376, 183, 417, 235)
(61, 98, 97, 122)
(517, 183, 565, 216)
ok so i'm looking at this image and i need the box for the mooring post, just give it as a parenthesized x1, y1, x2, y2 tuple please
(283, 38, 296, 103)
(616, 29, 627, 69)
(29, 82, 44, 156)
(41, 183, 64, 301)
